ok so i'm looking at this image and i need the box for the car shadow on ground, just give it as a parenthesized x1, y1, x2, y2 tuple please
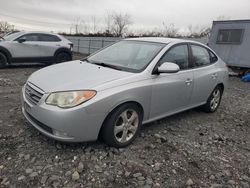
(5, 63, 46, 69)
(22, 107, 204, 150)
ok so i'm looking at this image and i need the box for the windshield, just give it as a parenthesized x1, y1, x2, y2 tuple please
(3, 32, 22, 41)
(87, 40, 165, 72)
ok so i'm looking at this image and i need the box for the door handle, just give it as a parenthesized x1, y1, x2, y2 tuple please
(185, 79, 193, 85)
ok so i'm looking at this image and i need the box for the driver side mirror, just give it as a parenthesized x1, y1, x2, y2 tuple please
(157, 62, 180, 74)
(18, 38, 26, 43)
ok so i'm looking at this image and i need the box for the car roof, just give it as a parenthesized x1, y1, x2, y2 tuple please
(20, 31, 60, 36)
(125, 37, 201, 45)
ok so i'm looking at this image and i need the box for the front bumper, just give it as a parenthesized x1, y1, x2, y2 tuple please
(21, 86, 105, 142)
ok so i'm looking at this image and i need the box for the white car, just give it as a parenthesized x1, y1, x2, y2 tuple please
(0, 31, 73, 68)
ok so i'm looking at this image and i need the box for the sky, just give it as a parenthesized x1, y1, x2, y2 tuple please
(0, 0, 250, 34)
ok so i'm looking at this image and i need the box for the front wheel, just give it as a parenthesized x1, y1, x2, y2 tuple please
(202, 86, 222, 113)
(0, 52, 7, 68)
(101, 103, 142, 148)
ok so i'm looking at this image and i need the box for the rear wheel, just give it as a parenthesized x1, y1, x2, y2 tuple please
(55, 52, 72, 64)
(0, 52, 7, 68)
(101, 103, 142, 148)
(202, 86, 222, 113)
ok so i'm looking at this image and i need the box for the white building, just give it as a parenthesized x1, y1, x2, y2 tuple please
(209, 19, 250, 69)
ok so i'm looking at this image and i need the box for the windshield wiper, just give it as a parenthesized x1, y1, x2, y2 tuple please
(80, 57, 90, 62)
(0, 36, 5, 41)
(91, 61, 122, 71)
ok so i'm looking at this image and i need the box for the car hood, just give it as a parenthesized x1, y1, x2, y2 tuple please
(28, 60, 133, 93)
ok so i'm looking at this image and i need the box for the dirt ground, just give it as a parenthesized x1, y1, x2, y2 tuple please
(0, 54, 250, 188)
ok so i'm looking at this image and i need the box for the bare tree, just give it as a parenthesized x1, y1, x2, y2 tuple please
(200, 27, 211, 37)
(91, 16, 99, 33)
(162, 22, 178, 37)
(0, 21, 14, 35)
(82, 22, 90, 34)
(188, 24, 199, 36)
(104, 12, 113, 34)
(70, 18, 84, 34)
(111, 12, 132, 37)
(138, 29, 163, 37)
(187, 24, 211, 38)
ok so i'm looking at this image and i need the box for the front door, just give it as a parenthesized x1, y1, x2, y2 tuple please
(150, 44, 194, 119)
(11, 33, 42, 58)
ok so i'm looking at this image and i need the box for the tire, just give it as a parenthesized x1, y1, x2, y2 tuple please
(0, 52, 7, 68)
(101, 103, 143, 148)
(202, 86, 222, 113)
(55, 52, 72, 64)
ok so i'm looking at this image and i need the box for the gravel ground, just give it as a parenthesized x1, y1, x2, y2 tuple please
(0, 55, 250, 188)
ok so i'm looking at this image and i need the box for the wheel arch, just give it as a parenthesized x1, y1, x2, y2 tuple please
(54, 47, 72, 59)
(98, 100, 144, 139)
(217, 83, 224, 94)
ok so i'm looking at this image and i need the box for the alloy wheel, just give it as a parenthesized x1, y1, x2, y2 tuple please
(210, 89, 221, 110)
(114, 109, 139, 143)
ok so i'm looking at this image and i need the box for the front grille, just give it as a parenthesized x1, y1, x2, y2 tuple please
(25, 83, 44, 105)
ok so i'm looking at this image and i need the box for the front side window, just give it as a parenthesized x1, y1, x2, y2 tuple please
(87, 41, 165, 72)
(217, 29, 244, 44)
(191, 45, 210, 67)
(159, 45, 189, 70)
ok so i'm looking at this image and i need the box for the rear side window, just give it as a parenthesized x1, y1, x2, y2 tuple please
(209, 50, 218, 63)
(191, 45, 210, 67)
(39, 34, 61, 42)
(159, 45, 189, 70)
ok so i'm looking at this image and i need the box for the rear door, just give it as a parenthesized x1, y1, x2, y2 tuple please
(189, 44, 219, 105)
(36, 34, 62, 57)
(150, 44, 194, 119)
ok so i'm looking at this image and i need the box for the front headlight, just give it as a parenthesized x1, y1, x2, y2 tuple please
(46, 90, 96, 108)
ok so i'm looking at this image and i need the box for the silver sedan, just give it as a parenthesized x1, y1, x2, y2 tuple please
(21, 37, 228, 147)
